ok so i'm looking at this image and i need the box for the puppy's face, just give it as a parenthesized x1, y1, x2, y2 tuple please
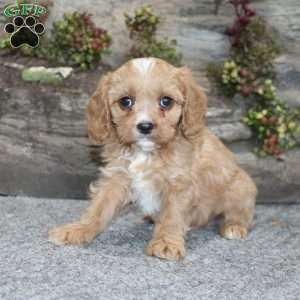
(108, 58, 185, 148)
(87, 58, 207, 148)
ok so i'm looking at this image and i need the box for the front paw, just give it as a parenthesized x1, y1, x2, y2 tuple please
(146, 237, 185, 261)
(48, 223, 97, 246)
(219, 224, 248, 240)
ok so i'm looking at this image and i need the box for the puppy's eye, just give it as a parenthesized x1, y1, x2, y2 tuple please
(119, 96, 134, 109)
(159, 96, 174, 109)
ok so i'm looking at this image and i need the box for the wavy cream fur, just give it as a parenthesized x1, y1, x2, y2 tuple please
(133, 57, 155, 76)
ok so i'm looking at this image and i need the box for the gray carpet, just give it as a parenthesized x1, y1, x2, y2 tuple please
(0, 196, 300, 300)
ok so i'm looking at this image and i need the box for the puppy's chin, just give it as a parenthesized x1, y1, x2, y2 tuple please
(136, 137, 157, 152)
(116, 127, 176, 150)
(134, 128, 177, 151)
(117, 130, 157, 152)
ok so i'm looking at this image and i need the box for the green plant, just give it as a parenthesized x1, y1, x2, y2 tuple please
(124, 5, 182, 66)
(208, 1, 281, 97)
(0, 11, 112, 70)
(207, 0, 299, 158)
(231, 17, 281, 79)
(0, 37, 11, 49)
(42, 12, 112, 69)
(244, 80, 300, 156)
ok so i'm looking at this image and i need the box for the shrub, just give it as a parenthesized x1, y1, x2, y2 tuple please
(243, 80, 300, 156)
(228, 16, 281, 79)
(207, 0, 299, 158)
(124, 5, 182, 66)
(40, 12, 112, 70)
(1, 11, 112, 70)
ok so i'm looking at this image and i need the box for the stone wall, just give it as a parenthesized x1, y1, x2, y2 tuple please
(1, 0, 300, 75)
(41, 0, 300, 107)
(43, 0, 300, 79)
(0, 0, 299, 201)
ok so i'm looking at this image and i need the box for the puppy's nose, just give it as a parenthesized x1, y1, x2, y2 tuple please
(137, 122, 154, 135)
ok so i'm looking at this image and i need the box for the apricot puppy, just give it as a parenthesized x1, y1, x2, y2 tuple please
(49, 58, 257, 260)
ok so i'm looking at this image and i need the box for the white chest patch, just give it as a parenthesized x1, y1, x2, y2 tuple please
(132, 58, 155, 76)
(127, 149, 160, 216)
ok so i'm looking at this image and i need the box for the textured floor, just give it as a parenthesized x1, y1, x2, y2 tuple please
(0, 196, 300, 300)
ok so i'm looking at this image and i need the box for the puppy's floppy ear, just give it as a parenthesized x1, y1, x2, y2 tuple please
(178, 67, 207, 141)
(86, 73, 112, 144)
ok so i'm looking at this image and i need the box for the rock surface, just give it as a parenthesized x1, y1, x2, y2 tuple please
(210, 122, 252, 143)
(2, 0, 300, 74)
(0, 0, 299, 201)
(0, 69, 299, 202)
(44, 0, 300, 75)
(233, 144, 300, 204)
